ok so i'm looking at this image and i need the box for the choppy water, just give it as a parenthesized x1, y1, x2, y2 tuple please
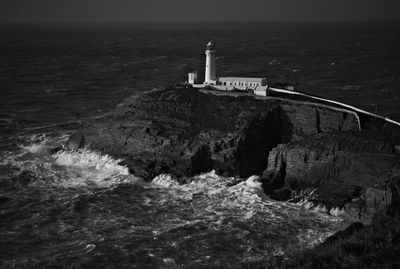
(0, 135, 345, 268)
(1, 22, 400, 268)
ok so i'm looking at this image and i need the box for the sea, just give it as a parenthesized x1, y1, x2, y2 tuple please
(1, 22, 400, 268)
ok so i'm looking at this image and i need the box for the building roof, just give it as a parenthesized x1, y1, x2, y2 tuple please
(218, 77, 266, 83)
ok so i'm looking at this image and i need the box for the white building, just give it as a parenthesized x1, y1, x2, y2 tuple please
(218, 77, 267, 89)
(188, 72, 198, 84)
(189, 41, 269, 96)
(204, 41, 216, 84)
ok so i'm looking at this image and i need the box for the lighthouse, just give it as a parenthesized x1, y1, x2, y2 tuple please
(204, 41, 216, 84)
(186, 41, 268, 96)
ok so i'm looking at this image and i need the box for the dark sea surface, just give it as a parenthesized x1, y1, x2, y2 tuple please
(0, 22, 400, 268)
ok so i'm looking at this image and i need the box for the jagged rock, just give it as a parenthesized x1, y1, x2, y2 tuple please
(65, 86, 400, 215)
(388, 175, 400, 206)
(77, 88, 362, 181)
(49, 145, 64, 155)
(270, 188, 292, 201)
(343, 200, 376, 224)
(365, 187, 392, 210)
(63, 86, 400, 234)
(65, 131, 85, 151)
(322, 222, 364, 246)
(262, 131, 400, 207)
(277, 102, 361, 141)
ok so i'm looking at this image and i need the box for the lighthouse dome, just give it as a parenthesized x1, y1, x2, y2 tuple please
(206, 41, 213, 50)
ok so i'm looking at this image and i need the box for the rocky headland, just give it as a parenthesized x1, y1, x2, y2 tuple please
(65, 87, 400, 267)
(68, 87, 399, 209)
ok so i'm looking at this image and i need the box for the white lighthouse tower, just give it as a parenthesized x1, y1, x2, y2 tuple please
(204, 41, 216, 84)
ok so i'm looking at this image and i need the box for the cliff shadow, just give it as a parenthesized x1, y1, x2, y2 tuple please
(234, 106, 293, 178)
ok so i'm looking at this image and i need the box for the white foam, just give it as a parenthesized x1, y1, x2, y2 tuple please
(235, 175, 262, 190)
(20, 134, 52, 154)
(329, 207, 345, 217)
(19, 133, 68, 156)
(146, 171, 345, 257)
(54, 149, 127, 173)
(150, 172, 270, 222)
(296, 198, 345, 217)
(2, 132, 139, 189)
(152, 174, 180, 188)
(52, 149, 132, 187)
(22, 142, 49, 154)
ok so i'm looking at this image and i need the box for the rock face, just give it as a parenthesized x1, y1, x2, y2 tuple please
(277, 101, 361, 141)
(365, 187, 392, 210)
(262, 131, 400, 207)
(65, 131, 85, 151)
(321, 221, 364, 246)
(75, 88, 361, 181)
(69, 87, 400, 216)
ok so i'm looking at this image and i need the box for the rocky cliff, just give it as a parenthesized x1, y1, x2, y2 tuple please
(262, 131, 400, 208)
(68, 87, 400, 217)
(74, 88, 361, 181)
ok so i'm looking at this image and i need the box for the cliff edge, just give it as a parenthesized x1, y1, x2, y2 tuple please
(68, 87, 400, 216)
(75, 88, 362, 180)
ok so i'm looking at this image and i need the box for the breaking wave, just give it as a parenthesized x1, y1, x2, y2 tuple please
(0, 135, 347, 267)
(1, 134, 135, 188)
(149, 171, 346, 262)
(51, 149, 133, 188)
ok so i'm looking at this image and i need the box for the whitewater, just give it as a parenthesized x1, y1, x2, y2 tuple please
(0, 134, 346, 268)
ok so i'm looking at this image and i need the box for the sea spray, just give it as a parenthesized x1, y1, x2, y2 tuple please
(152, 174, 180, 188)
(1, 138, 348, 267)
(1, 148, 347, 268)
(53, 149, 129, 176)
(149, 171, 346, 262)
(52, 149, 133, 188)
(1, 135, 135, 188)
(296, 197, 345, 217)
